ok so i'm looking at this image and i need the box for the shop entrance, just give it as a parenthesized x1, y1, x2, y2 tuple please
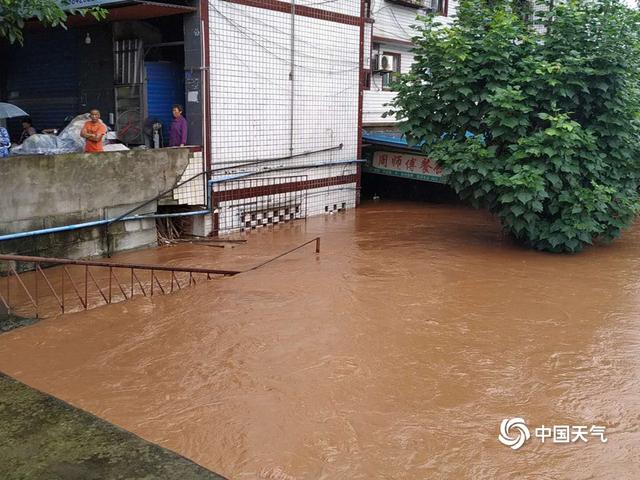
(0, 2, 196, 149)
(360, 131, 459, 203)
(113, 14, 185, 147)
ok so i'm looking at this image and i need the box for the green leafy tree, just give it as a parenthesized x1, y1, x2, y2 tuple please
(0, 0, 107, 45)
(389, 0, 640, 252)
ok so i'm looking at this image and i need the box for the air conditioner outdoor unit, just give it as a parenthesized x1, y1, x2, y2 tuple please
(376, 54, 395, 72)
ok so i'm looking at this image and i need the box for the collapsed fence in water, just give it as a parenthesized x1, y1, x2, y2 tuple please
(0, 237, 321, 320)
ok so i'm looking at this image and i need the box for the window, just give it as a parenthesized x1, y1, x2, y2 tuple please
(381, 52, 401, 90)
(428, 0, 447, 15)
(364, 0, 372, 17)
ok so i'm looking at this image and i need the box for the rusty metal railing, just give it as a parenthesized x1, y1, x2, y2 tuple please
(0, 255, 241, 319)
(242, 237, 320, 273)
(0, 237, 321, 320)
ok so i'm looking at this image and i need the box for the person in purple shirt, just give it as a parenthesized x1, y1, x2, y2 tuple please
(169, 104, 188, 147)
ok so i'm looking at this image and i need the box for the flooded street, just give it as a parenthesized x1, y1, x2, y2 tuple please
(0, 201, 639, 479)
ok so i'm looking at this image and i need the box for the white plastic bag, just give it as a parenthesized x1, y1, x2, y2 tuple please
(10, 113, 108, 155)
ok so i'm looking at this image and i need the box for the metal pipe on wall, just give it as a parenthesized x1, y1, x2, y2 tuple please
(0, 211, 211, 243)
(0, 156, 363, 243)
(289, 0, 296, 157)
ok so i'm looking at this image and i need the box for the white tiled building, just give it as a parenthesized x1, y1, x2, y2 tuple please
(206, 0, 365, 234)
(363, 0, 457, 128)
(204, 0, 461, 233)
(2, 1, 388, 237)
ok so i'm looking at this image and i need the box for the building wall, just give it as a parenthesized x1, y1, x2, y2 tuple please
(363, 0, 457, 127)
(208, 0, 362, 234)
(3, 25, 116, 139)
(364, 43, 414, 126)
(0, 149, 189, 259)
(77, 24, 116, 123)
(183, 2, 206, 147)
(4, 29, 80, 137)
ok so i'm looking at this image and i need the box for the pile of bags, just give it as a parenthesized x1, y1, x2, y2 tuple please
(10, 114, 109, 155)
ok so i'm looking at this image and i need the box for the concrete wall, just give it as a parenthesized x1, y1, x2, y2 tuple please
(0, 148, 189, 259)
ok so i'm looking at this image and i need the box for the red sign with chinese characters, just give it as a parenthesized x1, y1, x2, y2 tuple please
(369, 151, 444, 183)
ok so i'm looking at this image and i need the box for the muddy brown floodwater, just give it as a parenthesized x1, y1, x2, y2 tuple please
(0, 201, 639, 479)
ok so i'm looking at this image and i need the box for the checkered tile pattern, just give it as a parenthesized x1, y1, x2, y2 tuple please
(242, 204, 302, 230)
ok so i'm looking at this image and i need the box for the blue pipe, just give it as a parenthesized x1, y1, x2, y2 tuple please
(1, 219, 115, 241)
(0, 159, 364, 242)
(0, 211, 211, 242)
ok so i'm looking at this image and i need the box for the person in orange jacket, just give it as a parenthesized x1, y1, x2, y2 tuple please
(81, 109, 107, 153)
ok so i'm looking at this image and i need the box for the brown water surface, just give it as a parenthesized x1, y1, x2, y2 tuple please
(0, 201, 639, 479)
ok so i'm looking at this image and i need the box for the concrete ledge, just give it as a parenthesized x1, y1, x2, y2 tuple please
(0, 373, 226, 480)
(0, 149, 189, 226)
(0, 148, 190, 259)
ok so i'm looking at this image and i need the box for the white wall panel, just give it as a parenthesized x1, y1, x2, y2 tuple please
(296, 0, 361, 17)
(208, 1, 361, 232)
(370, 0, 456, 43)
(210, 1, 292, 162)
(292, 14, 360, 166)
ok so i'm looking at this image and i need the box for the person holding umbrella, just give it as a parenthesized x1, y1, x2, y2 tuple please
(0, 102, 29, 158)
